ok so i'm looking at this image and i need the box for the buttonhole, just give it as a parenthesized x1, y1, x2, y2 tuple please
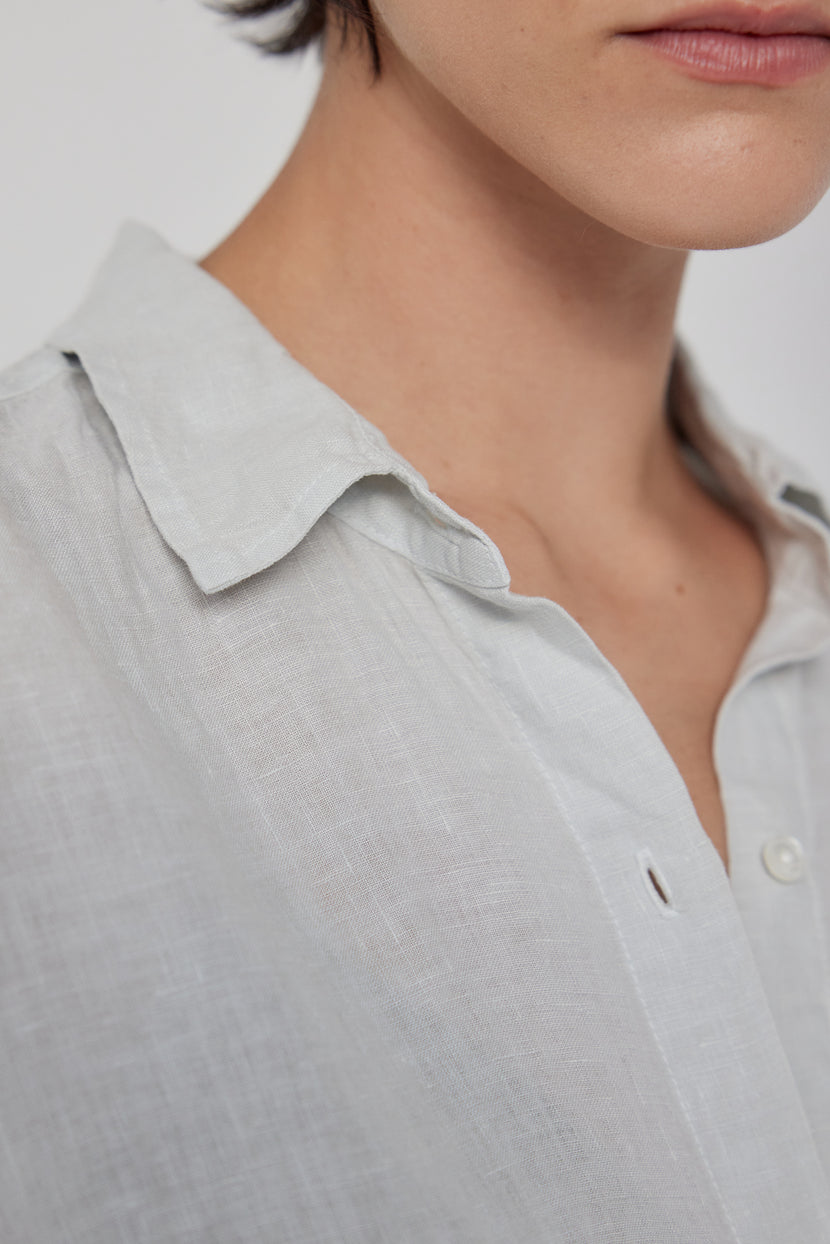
(636, 848, 676, 915)
(647, 867, 670, 905)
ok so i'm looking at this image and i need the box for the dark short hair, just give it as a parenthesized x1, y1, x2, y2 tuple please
(213, 0, 380, 76)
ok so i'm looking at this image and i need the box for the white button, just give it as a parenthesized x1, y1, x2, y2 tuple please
(761, 836, 805, 883)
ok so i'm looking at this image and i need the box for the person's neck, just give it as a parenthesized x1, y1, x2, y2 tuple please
(200, 40, 691, 551)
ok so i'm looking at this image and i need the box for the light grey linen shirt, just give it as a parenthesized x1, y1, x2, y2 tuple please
(2, 221, 830, 1244)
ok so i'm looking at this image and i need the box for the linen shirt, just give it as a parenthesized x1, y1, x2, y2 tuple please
(2, 220, 830, 1243)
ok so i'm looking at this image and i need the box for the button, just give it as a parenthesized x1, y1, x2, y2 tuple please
(761, 836, 805, 883)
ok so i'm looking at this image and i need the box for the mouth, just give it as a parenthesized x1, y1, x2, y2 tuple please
(618, 3, 830, 83)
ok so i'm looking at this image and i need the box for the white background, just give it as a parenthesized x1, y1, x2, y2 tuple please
(3, 0, 830, 496)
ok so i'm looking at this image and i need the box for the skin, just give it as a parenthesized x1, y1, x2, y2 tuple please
(200, 2, 830, 874)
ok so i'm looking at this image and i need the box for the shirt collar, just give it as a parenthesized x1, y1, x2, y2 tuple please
(47, 219, 443, 594)
(668, 337, 830, 538)
(47, 220, 830, 606)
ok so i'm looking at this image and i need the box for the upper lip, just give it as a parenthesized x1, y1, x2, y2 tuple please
(624, 2, 830, 35)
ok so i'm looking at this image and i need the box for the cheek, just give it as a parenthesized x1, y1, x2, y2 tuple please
(373, 0, 830, 250)
(370, 0, 602, 191)
(372, 0, 581, 121)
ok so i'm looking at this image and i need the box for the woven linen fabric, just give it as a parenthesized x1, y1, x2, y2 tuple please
(2, 220, 830, 1243)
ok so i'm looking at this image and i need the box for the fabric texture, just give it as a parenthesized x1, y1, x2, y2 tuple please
(2, 220, 830, 1242)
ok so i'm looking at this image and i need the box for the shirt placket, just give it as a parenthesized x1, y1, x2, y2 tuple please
(713, 535, 830, 1183)
(446, 575, 830, 1242)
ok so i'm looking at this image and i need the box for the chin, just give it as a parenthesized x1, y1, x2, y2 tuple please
(657, 134, 829, 250)
(580, 161, 830, 252)
(627, 199, 823, 252)
(524, 106, 830, 254)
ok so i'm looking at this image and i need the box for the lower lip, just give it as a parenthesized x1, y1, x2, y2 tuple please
(624, 29, 830, 84)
